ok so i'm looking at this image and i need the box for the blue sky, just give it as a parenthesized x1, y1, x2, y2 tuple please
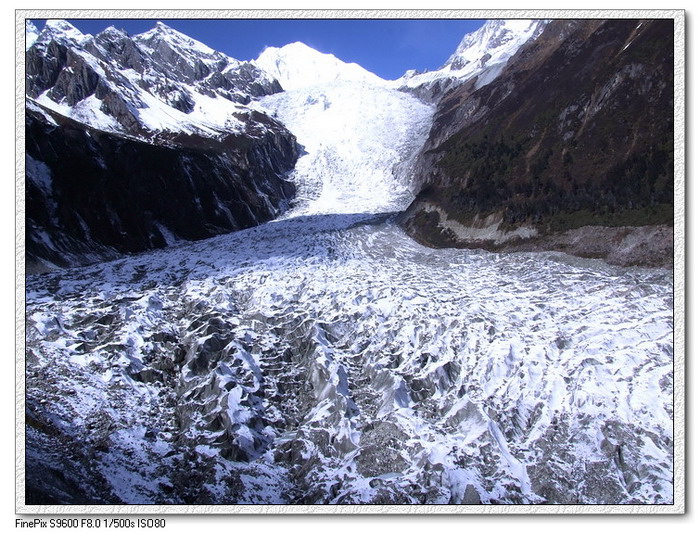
(30, 18, 486, 80)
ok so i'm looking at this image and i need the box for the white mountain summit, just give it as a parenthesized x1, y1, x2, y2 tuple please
(395, 19, 548, 97)
(255, 41, 389, 90)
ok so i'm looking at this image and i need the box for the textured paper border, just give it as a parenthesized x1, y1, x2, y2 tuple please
(15, 8, 686, 515)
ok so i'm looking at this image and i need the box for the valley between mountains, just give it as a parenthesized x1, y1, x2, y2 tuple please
(23, 18, 675, 505)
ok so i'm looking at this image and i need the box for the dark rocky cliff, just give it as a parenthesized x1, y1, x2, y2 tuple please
(401, 19, 674, 267)
(26, 104, 298, 272)
(25, 21, 300, 272)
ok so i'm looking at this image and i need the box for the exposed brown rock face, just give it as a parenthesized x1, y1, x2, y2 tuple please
(402, 19, 674, 267)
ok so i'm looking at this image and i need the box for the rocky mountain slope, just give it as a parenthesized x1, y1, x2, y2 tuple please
(400, 19, 674, 267)
(25, 20, 299, 272)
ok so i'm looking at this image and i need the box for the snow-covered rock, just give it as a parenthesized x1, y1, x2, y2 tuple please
(26, 20, 282, 140)
(395, 19, 548, 101)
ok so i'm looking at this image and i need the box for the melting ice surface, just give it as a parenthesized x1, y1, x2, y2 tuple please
(25, 72, 673, 505)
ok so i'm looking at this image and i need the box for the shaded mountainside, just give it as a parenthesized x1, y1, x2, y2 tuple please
(25, 21, 300, 271)
(401, 19, 674, 267)
(26, 103, 298, 272)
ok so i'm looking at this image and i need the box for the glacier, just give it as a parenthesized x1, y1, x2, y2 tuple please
(252, 57, 434, 216)
(24, 23, 674, 506)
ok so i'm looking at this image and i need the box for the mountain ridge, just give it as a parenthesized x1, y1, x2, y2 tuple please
(400, 18, 674, 267)
(25, 20, 300, 272)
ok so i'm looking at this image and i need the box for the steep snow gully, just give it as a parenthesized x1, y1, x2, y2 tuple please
(25, 26, 673, 506)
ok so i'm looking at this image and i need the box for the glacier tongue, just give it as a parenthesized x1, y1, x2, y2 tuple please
(25, 32, 673, 506)
(25, 214, 674, 504)
(253, 41, 433, 216)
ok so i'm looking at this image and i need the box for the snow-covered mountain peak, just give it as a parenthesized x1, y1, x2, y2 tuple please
(134, 21, 222, 59)
(96, 25, 128, 40)
(36, 19, 91, 46)
(445, 19, 546, 72)
(25, 21, 40, 50)
(396, 19, 548, 97)
(255, 41, 388, 90)
(132, 21, 239, 76)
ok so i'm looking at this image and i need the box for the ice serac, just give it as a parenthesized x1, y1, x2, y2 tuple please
(25, 20, 299, 271)
(395, 19, 547, 102)
(25, 200, 674, 505)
